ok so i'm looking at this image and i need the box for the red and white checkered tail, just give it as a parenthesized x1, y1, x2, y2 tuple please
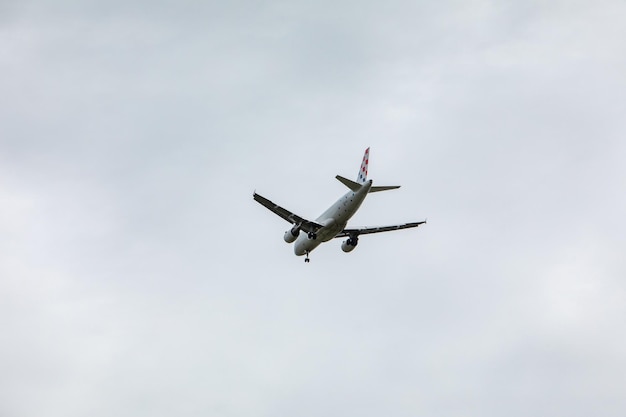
(356, 147, 370, 184)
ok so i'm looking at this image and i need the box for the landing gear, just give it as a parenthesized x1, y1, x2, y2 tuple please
(307, 232, 317, 240)
(305, 251, 310, 263)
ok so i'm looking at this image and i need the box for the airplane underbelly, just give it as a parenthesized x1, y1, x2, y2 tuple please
(293, 217, 347, 256)
(322, 222, 345, 241)
(314, 217, 344, 242)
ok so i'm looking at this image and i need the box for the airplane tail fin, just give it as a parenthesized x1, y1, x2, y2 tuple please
(356, 147, 369, 184)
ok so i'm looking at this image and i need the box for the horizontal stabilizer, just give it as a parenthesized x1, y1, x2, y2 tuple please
(337, 175, 400, 193)
(369, 185, 400, 193)
(335, 175, 361, 191)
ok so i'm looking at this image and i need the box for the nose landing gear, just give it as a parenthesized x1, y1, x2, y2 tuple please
(305, 251, 310, 263)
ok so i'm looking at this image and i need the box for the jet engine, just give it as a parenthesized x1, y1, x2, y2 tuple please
(341, 237, 358, 253)
(284, 225, 300, 243)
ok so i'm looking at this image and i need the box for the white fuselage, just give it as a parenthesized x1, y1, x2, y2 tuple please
(294, 180, 373, 256)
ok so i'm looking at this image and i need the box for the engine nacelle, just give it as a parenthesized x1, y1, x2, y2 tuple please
(341, 237, 358, 253)
(284, 225, 300, 243)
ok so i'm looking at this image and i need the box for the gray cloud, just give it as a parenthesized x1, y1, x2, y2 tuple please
(1, 0, 625, 416)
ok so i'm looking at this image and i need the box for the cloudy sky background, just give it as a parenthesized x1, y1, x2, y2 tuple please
(1, 0, 625, 416)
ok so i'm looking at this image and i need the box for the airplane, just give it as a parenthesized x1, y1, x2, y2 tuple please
(253, 147, 426, 262)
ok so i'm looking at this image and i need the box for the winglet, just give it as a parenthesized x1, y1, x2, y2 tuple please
(357, 147, 370, 184)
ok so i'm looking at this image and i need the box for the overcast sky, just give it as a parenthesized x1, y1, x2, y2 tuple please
(1, 1, 625, 416)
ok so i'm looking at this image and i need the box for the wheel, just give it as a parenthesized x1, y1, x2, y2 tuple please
(305, 258, 310, 263)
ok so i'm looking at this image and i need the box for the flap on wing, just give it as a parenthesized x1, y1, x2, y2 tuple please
(335, 221, 426, 238)
(253, 192, 323, 233)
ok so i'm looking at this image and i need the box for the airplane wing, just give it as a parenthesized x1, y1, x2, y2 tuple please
(253, 192, 323, 234)
(335, 221, 426, 238)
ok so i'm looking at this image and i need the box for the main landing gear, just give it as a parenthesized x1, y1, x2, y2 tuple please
(307, 232, 317, 240)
